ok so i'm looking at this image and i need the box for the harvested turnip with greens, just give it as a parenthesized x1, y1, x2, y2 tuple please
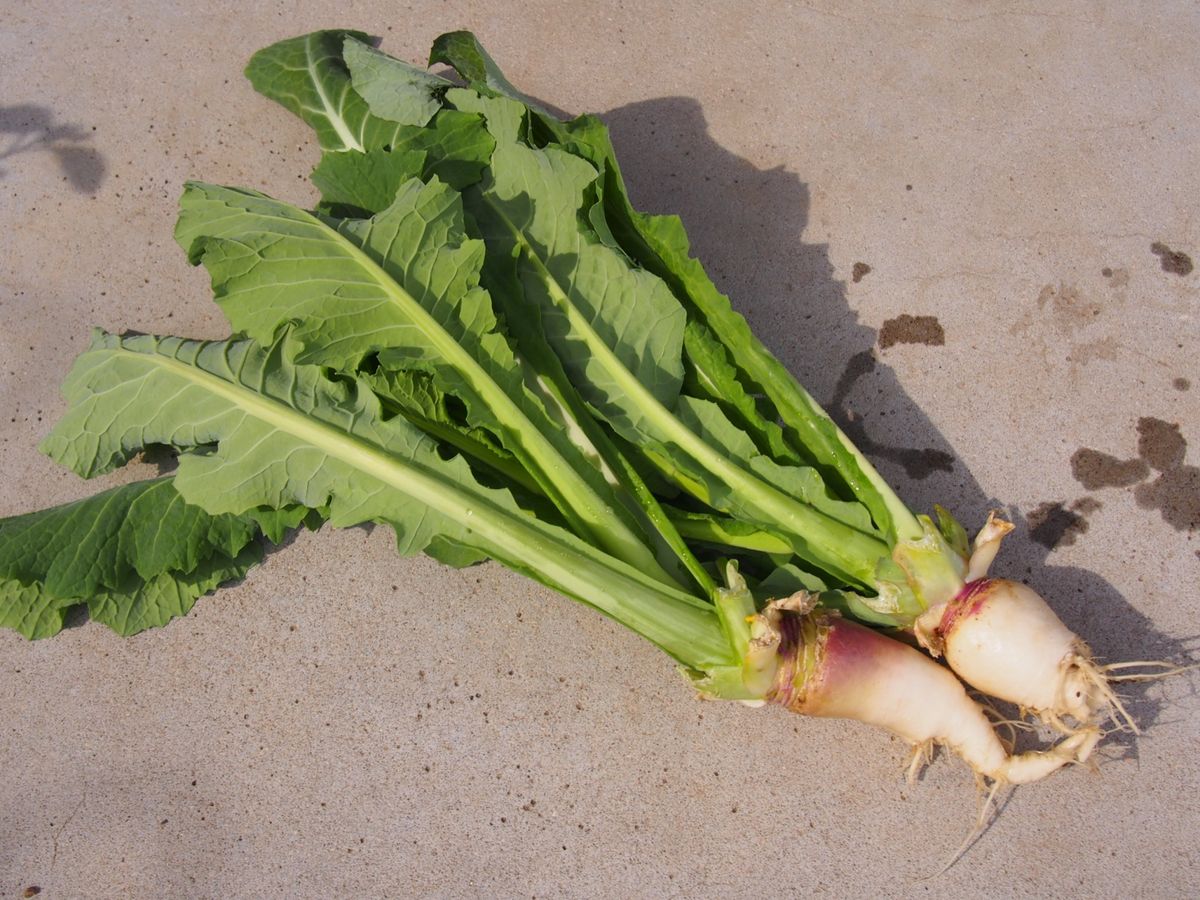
(1, 29, 1158, 802)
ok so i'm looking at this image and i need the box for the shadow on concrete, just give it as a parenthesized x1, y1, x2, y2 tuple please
(0, 104, 107, 193)
(596, 95, 1194, 750)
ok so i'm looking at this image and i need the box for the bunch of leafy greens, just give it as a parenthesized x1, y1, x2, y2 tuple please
(0, 30, 970, 699)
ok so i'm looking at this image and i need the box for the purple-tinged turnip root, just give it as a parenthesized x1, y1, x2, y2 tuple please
(761, 598, 1098, 784)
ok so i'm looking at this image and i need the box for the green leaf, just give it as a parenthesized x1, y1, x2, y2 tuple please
(421, 31, 918, 543)
(236, 33, 715, 594)
(934, 503, 970, 560)
(246, 30, 372, 152)
(311, 147, 428, 214)
(247, 504, 322, 544)
(174, 177, 675, 584)
(301, 47, 714, 595)
(682, 320, 807, 469)
(555, 117, 919, 543)
(669, 509, 796, 560)
(361, 366, 543, 496)
(0, 477, 303, 638)
(0, 478, 252, 594)
(436, 91, 888, 587)
(447, 91, 688, 436)
(86, 546, 260, 637)
(757, 563, 828, 598)
(244, 30, 892, 590)
(344, 36, 450, 127)
(40, 331, 732, 668)
(310, 108, 495, 212)
(428, 31, 536, 109)
(247, 30, 419, 153)
(0, 581, 75, 640)
(674, 396, 877, 535)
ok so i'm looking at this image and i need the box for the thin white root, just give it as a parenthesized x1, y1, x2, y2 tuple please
(921, 780, 1009, 881)
(1102, 660, 1200, 682)
(1103, 660, 1185, 670)
(905, 740, 935, 784)
(974, 693, 1036, 753)
(1074, 654, 1139, 735)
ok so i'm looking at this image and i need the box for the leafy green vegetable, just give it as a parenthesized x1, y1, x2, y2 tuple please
(428, 31, 549, 115)
(244, 26, 924, 595)
(443, 91, 888, 586)
(6, 28, 957, 652)
(0, 27, 1119, 799)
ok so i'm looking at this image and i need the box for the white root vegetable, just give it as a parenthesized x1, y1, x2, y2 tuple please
(766, 606, 1098, 783)
(920, 578, 1127, 736)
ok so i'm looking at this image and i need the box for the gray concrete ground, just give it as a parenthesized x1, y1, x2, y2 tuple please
(2, 1, 1198, 896)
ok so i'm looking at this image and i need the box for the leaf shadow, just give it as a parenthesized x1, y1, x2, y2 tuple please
(593, 94, 1193, 747)
(0, 104, 107, 193)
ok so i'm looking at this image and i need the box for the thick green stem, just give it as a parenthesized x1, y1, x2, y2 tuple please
(668, 510, 795, 558)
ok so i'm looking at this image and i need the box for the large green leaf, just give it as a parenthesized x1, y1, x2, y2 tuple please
(674, 396, 877, 535)
(681, 320, 806, 468)
(249, 32, 493, 194)
(287, 58, 714, 595)
(173, 176, 676, 585)
(554, 118, 919, 543)
(428, 31, 534, 107)
(311, 147, 428, 214)
(0, 478, 308, 638)
(39, 331, 732, 668)
(244, 35, 720, 595)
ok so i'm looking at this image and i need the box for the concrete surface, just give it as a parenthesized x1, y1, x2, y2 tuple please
(2, 1, 1198, 896)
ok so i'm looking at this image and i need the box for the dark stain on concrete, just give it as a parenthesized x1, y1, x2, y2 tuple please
(1070, 448, 1149, 489)
(1028, 497, 1102, 549)
(1137, 416, 1187, 471)
(830, 350, 954, 480)
(1135, 464, 1200, 531)
(1150, 242, 1193, 276)
(1071, 416, 1198, 531)
(878, 314, 944, 349)
(1132, 417, 1199, 531)
(851, 261, 871, 283)
(1101, 267, 1113, 278)
(1173, 377, 1190, 391)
